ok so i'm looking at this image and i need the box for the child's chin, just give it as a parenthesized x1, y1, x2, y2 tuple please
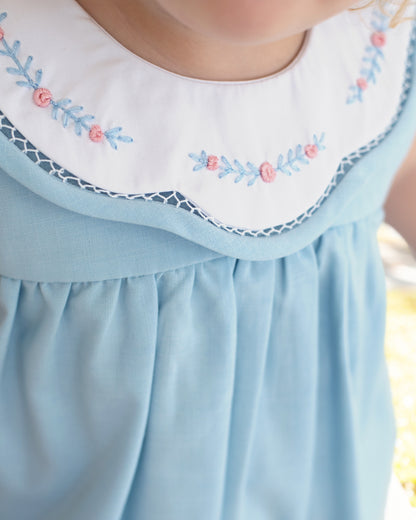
(157, 0, 303, 45)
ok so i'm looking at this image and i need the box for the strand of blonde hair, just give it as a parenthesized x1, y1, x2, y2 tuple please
(350, 0, 415, 27)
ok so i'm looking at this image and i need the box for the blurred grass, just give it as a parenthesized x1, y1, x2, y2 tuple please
(385, 289, 416, 507)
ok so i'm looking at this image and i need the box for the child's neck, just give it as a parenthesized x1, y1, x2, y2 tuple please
(75, 0, 308, 82)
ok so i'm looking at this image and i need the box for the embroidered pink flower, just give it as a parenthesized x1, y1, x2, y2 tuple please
(0, 28, 4, 41)
(33, 87, 52, 108)
(356, 77, 368, 90)
(89, 124, 104, 143)
(207, 155, 219, 171)
(371, 31, 386, 47)
(304, 144, 318, 159)
(260, 161, 276, 183)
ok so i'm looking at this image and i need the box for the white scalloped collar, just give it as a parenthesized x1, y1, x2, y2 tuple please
(0, 0, 414, 231)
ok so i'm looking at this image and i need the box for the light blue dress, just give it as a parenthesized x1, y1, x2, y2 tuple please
(0, 2, 416, 519)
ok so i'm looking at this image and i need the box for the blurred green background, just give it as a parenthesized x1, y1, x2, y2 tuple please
(378, 223, 416, 508)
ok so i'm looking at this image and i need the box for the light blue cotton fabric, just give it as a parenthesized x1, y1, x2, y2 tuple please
(0, 209, 396, 520)
(1, 9, 416, 520)
(0, 154, 406, 520)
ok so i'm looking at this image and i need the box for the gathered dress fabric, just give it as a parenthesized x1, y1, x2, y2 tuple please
(0, 1, 416, 519)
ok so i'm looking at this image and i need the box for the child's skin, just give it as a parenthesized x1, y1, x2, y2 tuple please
(75, 0, 357, 81)
(75, 0, 416, 254)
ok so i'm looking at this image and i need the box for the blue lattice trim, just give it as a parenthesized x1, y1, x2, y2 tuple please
(347, 9, 390, 104)
(189, 134, 326, 187)
(0, 17, 415, 237)
(0, 12, 133, 150)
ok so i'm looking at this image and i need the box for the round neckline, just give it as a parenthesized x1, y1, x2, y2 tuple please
(73, 0, 314, 86)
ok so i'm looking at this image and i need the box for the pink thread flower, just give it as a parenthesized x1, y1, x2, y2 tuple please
(304, 144, 318, 159)
(260, 161, 276, 183)
(0, 28, 4, 41)
(207, 155, 219, 171)
(371, 31, 386, 47)
(356, 77, 368, 90)
(33, 87, 52, 108)
(89, 124, 104, 143)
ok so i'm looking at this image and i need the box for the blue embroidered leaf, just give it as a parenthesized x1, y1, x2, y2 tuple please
(314, 133, 326, 151)
(370, 47, 384, 59)
(74, 122, 83, 137)
(234, 174, 245, 183)
(277, 154, 291, 176)
(316, 132, 326, 150)
(5, 67, 21, 75)
(0, 12, 8, 23)
(218, 157, 234, 177)
(35, 69, 43, 85)
(16, 80, 31, 88)
(62, 112, 70, 128)
(193, 163, 205, 172)
(287, 148, 293, 162)
(79, 115, 95, 130)
(23, 55, 33, 72)
(51, 105, 59, 120)
(371, 20, 382, 31)
(290, 162, 300, 173)
(0, 49, 10, 57)
(106, 137, 119, 150)
(221, 156, 232, 170)
(296, 144, 309, 164)
(66, 106, 83, 116)
(56, 98, 72, 107)
(346, 86, 359, 103)
(372, 61, 381, 73)
(246, 162, 259, 181)
(12, 40, 21, 55)
(188, 152, 201, 162)
(201, 150, 207, 162)
(51, 98, 71, 120)
(233, 159, 246, 176)
(104, 127, 133, 146)
(105, 126, 123, 137)
(117, 135, 133, 143)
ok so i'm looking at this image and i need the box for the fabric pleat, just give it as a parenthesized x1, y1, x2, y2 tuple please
(0, 211, 396, 520)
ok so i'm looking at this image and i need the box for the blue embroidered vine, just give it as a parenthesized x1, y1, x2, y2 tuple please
(347, 9, 390, 104)
(0, 12, 133, 150)
(189, 133, 326, 187)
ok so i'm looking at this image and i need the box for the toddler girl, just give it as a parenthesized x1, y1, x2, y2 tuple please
(0, 0, 415, 518)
